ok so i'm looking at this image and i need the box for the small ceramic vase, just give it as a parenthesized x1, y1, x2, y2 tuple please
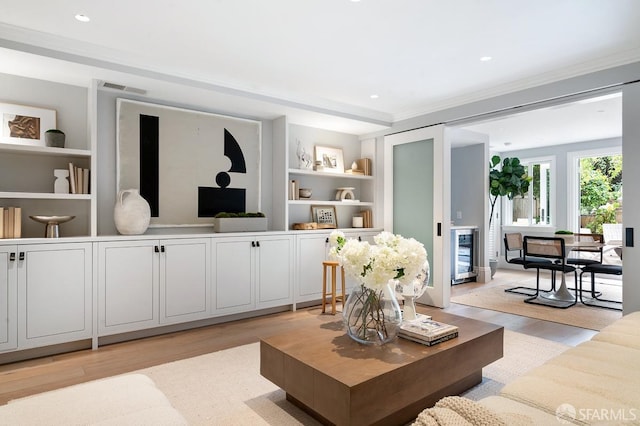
(114, 189, 151, 235)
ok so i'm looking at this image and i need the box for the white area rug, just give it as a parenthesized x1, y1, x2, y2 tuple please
(131, 330, 570, 425)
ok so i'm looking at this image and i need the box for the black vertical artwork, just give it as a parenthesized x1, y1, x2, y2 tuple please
(198, 128, 247, 217)
(139, 114, 159, 217)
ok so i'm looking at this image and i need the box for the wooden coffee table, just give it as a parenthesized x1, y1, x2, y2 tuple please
(260, 308, 503, 426)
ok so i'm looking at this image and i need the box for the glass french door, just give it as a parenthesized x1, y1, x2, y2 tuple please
(384, 125, 451, 308)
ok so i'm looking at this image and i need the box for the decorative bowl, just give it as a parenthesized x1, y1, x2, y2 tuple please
(299, 188, 312, 198)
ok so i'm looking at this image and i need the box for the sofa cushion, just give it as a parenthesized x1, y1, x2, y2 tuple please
(0, 374, 187, 426)
(498, 312, 640, 425)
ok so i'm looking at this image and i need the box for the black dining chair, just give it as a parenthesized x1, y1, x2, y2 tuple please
(579, 264, 623, 311)
(522, 236, 578, 309)
(503, 232, 554, 296)
(567, 233, 604, 267)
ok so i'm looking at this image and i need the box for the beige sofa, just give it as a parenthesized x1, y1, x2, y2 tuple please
(415, 311, 640, 425)
(0, 374, 187, 425)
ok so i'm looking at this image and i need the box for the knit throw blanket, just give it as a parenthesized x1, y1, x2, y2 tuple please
(412, 396, 532, 426)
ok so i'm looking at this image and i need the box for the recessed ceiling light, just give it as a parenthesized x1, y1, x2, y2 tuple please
(480, 56, 492, 62)
(504, 142, 512, 146)
(75, 14, 90, 22)
(370, 94, 379, 99)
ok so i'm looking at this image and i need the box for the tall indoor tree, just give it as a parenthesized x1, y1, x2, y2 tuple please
(489, 155, 532, 230)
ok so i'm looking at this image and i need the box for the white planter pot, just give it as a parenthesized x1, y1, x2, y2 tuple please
(213, 217, 267, 233)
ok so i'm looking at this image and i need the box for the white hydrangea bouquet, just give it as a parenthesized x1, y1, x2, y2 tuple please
(329, 230, 427, 344)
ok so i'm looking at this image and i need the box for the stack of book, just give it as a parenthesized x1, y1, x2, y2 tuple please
(0, 206, 22, 239)
(289, 179, 300, 200)
(399, 317, 459, 346)
(68, 162, 90, 194)
(344, 158, 372, 176)
(359, 209, 373, 228)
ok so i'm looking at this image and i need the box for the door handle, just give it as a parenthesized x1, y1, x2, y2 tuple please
(256, 241, 260, 248)
(160, 245, 165, 253)
(154, 246, 159, 253)
(9, 252, 16, 262)
(251, 241, 256, 247)
(19, 252, 25, 261)
(437, 222, 442, 237)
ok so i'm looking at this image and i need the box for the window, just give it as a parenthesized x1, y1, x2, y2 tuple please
(506, 157, 554, 226)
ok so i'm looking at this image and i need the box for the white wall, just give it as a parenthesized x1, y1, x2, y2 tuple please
(622, 82, 640, 314)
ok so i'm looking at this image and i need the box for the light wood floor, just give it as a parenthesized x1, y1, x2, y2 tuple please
(0, 268, 601, 406)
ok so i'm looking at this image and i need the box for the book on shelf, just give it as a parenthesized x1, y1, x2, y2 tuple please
(289, 179, 300, 200)
(399, 318, 459, 345)
(0, 206, 21, 239)
(355, 158, 372, 176)
(360, 209, 373, 228)
(68, 162, 91, 194)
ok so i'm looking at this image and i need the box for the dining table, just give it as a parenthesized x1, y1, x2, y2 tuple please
(539, 239, 604, 303)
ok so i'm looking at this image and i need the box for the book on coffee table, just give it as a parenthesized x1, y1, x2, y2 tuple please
(399, 318, 459, 346)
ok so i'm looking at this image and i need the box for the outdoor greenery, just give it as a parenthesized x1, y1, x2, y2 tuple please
(580, 155, 622, 233)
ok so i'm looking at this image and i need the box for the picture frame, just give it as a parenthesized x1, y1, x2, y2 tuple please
(1, 103, 56, 147)
(314, 145, 345, 174)
(311, 205, 338, 229)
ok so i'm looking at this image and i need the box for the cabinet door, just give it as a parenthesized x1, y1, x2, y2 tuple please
(212, 237, 254, 315)
(295, 233, 330, 302)
(0, 245, 17, 352)
(160, 238, 210, 324)
(17, 243, 92, 349)
(256, 236, 293, 308)
(98, 241, 159, 335)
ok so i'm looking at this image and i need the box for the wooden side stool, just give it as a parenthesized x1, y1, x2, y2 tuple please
(322, 260, 346, 315)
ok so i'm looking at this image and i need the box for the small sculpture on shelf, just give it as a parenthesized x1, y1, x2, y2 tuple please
(296, 139, 312, 169)
(53, 169, 70, 194)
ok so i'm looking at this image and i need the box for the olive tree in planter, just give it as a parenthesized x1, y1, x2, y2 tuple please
(488, 156, 532, 277)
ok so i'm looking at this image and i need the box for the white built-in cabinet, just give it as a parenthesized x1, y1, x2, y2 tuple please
(213, 234, 293, 315)
(98, 238, 210, 335)
(0, 246, 17, 352)
(0, 242, 92, 353)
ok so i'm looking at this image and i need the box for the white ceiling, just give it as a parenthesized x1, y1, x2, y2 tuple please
(0, 0, 639, 136)
(455, 92, 623, 152)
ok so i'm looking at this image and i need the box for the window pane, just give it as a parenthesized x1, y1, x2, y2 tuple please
(512, 195, 528, 225)
(509, 160, 552, 226)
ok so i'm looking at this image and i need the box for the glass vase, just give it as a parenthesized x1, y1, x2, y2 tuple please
(343, 281, 403, 345)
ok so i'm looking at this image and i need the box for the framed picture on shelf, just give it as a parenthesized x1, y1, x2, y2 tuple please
(314, 145, 344, 174)
(311, 205, 338, 229)
(0, 103, 56, 147)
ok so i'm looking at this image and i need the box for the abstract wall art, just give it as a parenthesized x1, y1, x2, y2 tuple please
(117, 99, 261, 227)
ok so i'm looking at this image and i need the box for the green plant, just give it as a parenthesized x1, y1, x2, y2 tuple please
(213, 212, 265, 218)
(586, 203, 617, 234)
(489, 156, 532, 229)
(45, 129, 65, 134)
(554, 230, 574, 235)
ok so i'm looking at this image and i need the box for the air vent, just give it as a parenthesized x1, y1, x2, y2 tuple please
(99, 81, 147, 95)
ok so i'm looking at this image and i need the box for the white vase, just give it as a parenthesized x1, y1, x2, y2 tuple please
(114, 189, 151, 235)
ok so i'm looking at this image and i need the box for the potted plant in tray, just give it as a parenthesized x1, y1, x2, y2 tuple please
(213, 212, 267, 233)
(555, 230, 575, 244)
(488, 155, 532, 277)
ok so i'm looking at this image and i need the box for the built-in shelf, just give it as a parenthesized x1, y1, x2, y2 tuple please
(288, 199, 373, 206)
(0, 143, 91, 158)
(288, 168, 373, 180)
(0, 192, 91, 200)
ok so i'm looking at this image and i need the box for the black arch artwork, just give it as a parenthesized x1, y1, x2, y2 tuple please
(198, 128, 248, 217)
